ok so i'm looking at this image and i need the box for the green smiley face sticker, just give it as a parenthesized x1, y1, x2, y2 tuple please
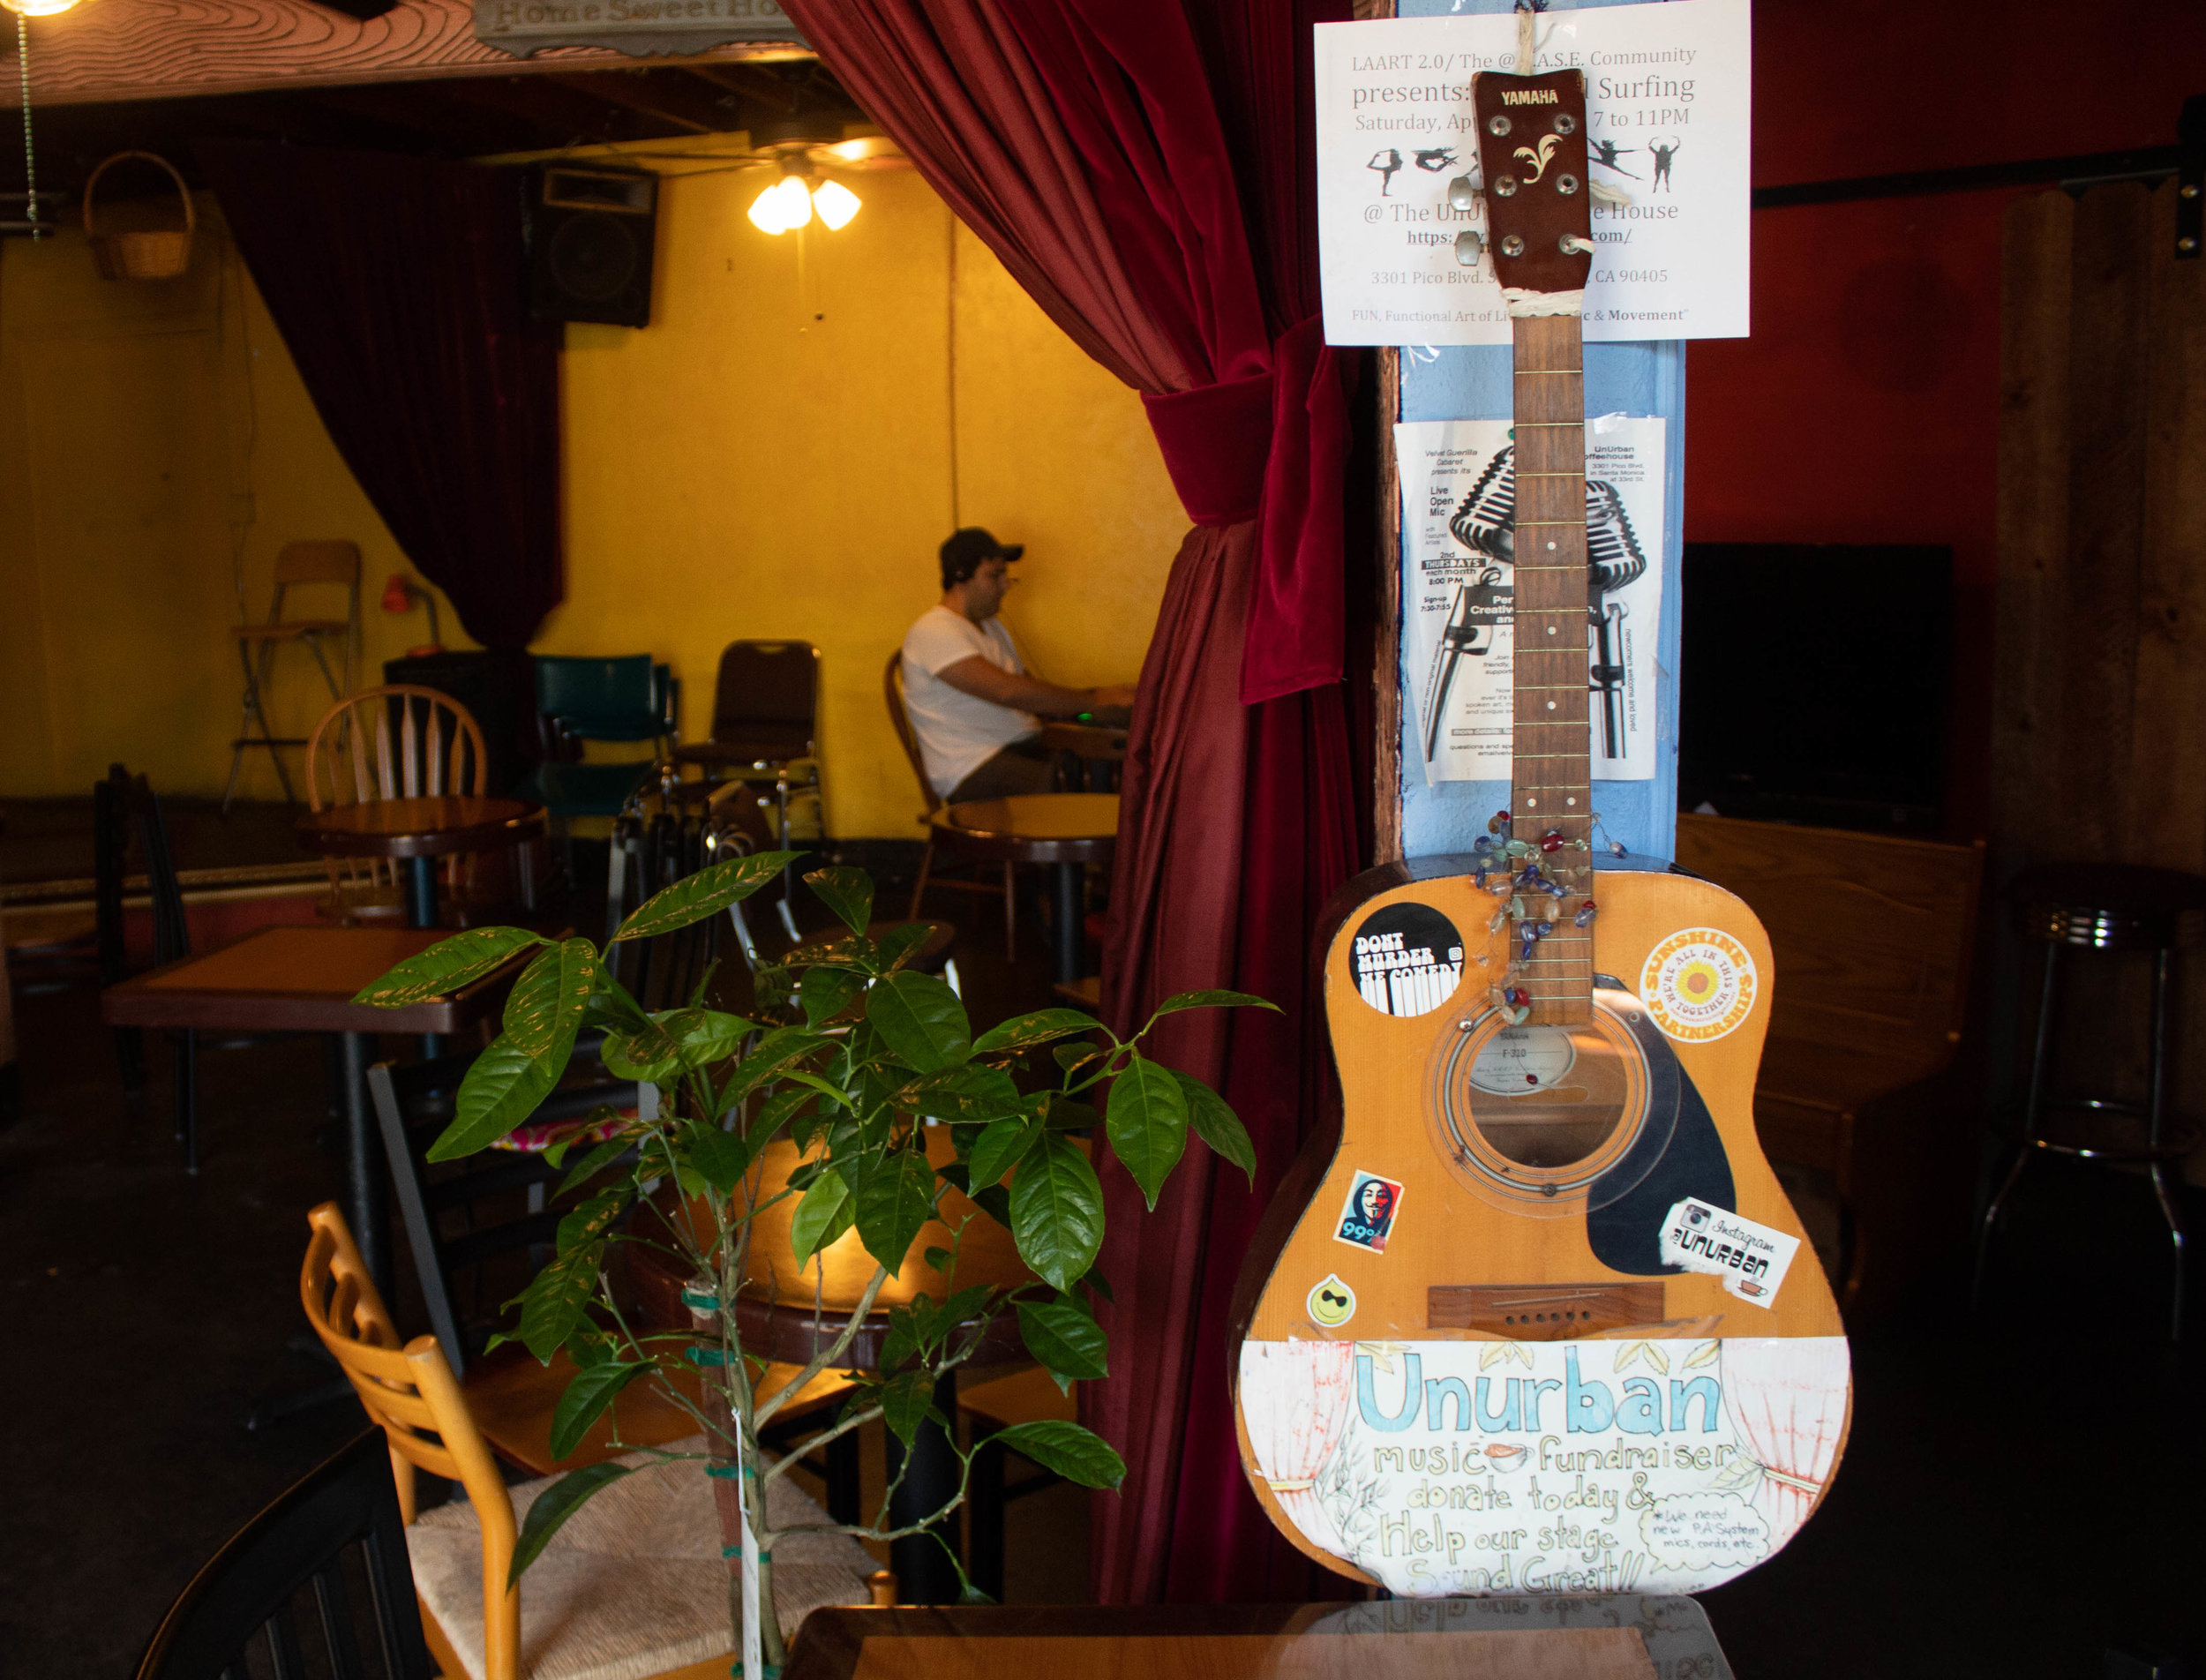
(1307, 1272, 1357, 1328)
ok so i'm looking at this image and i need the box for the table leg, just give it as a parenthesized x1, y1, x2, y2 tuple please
(884, 1368, 962, 1603)
(339, 1031, 391, 1301)
(404, 857, 439, 931)
(1052, 861, 1084, 987)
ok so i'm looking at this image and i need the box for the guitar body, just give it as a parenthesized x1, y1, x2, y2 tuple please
(1230, 860, 1850, 1597)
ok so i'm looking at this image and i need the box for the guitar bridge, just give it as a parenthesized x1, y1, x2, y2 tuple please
(1428, 1282, 1666, 1339)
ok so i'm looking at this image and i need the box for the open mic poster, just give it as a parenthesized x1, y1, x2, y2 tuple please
(1398, 416, 1667, 786)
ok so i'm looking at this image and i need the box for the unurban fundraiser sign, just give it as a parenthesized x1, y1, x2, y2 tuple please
(1313, 0, 1750, 345)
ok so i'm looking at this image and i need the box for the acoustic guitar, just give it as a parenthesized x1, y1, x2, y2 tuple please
(1230, 67, 1849, 1600)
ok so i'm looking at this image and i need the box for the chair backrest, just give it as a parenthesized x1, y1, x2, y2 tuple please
(96, 765, 189, 970)
(299, 1204, 521, 1680)
(367, 1054, 646, 1376)
(133, 1427, 435, 1680)
(884, 650, 942, 817)
(604, 797, 724, 1006)
(305, 686, 489, 900)
(709, 640, 818, 759)
(276, 539, 363, 588)
(536, 655, 672, 743)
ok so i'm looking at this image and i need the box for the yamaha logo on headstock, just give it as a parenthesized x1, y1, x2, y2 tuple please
(1472, 69, 1594, 296)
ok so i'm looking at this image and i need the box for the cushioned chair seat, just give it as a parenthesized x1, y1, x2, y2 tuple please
(407, 1436, 874, 1680)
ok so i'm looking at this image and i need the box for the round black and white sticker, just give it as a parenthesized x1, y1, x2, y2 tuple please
(1348, 902, 1464, 1017)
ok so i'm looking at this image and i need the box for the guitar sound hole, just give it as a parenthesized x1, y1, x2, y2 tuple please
(1469, 1024, 1632, 1168)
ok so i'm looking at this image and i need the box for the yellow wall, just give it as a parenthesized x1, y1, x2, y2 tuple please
(0, 164, 1184, 836)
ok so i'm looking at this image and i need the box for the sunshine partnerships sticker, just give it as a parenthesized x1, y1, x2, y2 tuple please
(1639, 928, 1758, 1043)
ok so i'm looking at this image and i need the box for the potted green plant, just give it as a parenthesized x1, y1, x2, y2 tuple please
(356, 852, 1266, 1676)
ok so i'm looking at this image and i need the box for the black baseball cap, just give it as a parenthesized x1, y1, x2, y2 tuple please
(940, 527, 1024, 589)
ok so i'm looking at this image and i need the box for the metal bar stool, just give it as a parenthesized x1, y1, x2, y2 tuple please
(1973, 863, 2202, 1339)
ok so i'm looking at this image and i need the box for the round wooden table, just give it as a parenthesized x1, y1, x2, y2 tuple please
(1036, 722, 1129, 791)
(934, 792, 1118, 986)
(297, 795, 544, 929)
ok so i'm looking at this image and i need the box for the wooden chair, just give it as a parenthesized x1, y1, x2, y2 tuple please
(225, 538, 363, 813)
(304, 685, 503, 926)
(1673, 813, 1985, 1317)
(674, 639, 824, 847)
(301, 1204, 879, 1680)
(133, 1429, 435, 1680)
(884, 649, 1017, 954)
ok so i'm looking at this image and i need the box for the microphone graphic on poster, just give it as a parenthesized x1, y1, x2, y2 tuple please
(1426, 445, 1649, 767)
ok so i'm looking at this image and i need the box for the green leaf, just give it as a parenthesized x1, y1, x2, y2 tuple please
(1173, 1069, 1256, 1185)
(966, 1114, 1040, 1191)
(972, 1009, 1104, 1055)
(519, 1242, 604, 1362)
(1078, 1264, 1114, 1305)
(1149, 989, 1279, 1019)
(799, 966, 865, 1028)
(871, 922, 934, 974)
(555, 1132, 637, 1200)
(354, 927, 545, 1007)
(1053, 1041, 1103, 1076)
(881, 1369, 936, 1446)
(717, 1026, 836, 1108)
(788, 1167, 854, 1266)
(897, 1064, 1021, 1127)
(866, 971, 972, 1073)
(854, 1149, 939, 1273)
(879, 1300, 931, 1374)
(666, 1008, 757, 1064)
(547, 1360, 649, 1461)
(992, 1421, 1125, 1490)
(1104, 1051, 1188, 1211)
(508, 1463, 634, 1587)
(805, 866, 874, 936)
(1016, 1297, 1107, 1382)
(611, 851, 803, 942)
(429, 1035, 566, 1161)
(504, 939, 602, 1060)
(1046, 1098, 1100, 1132)
(598, 1016, 686, 1084)
(556, 1189, 627, 1255)
(1008, 1135, 1104, 1292)
(681, 1121, 754, 1195)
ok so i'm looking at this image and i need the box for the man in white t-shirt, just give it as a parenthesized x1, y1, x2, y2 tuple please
(899, 528, 1137, 804)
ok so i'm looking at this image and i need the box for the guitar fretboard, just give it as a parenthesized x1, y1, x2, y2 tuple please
(1509, 313, 1593, 1026)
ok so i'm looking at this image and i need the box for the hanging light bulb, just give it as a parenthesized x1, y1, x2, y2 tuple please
(811, 178, 860, 231)
(1, 0, 82, 13)
(747, 181, 792, 235)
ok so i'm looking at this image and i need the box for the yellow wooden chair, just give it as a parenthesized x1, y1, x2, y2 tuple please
(300, 1203, 879, 1680)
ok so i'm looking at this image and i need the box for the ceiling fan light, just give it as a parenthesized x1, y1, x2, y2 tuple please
(747, 180, 793, 235)
(812, 179, 861, 231)
(2, 0, 83, 15)
(770, 174, 814, 230)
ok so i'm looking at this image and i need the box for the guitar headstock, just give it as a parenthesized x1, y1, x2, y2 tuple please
(1470, 69, 1593, 297)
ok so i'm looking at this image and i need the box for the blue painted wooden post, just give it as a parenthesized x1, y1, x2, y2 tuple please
(1396, 0, 1686, 866)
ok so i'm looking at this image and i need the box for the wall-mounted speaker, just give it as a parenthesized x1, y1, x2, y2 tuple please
(526, 164, 658, 328)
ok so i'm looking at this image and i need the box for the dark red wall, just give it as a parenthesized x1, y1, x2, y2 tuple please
(1685, 0, 2206, 837)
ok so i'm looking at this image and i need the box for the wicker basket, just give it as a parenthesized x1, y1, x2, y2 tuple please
(83, 151, 196, 281)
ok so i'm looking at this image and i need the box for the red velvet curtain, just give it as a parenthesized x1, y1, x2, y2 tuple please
(782, 0, 1366, 1602)
(196, 144, 564, 650)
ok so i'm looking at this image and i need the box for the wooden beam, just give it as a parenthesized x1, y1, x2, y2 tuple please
(5, 0, 812, 111)
(548, 68, 733, 137)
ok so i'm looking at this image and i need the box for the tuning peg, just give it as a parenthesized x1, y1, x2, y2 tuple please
(1455, 230, 1485, 267)
(1446, 175, 1480, 211)
(1559, 235, 1597, 256)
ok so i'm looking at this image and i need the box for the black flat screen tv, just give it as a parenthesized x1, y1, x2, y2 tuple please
(1677, 542, 1951, 834)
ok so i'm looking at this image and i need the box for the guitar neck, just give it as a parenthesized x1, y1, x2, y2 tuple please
(1510, 311, 1594, 1025)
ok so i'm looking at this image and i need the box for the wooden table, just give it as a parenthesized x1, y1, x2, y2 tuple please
(781, 1601, 1735, 1680)
(1036, 722, 1128, 792)
(101, 925, 528, 1294)
(296, 795, 544, 929)
(934, 794, 1118, 986)
(631, 1132, 1044, 1605)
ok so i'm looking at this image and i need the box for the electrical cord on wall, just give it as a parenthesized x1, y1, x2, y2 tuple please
(946, 201, 960, 529)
